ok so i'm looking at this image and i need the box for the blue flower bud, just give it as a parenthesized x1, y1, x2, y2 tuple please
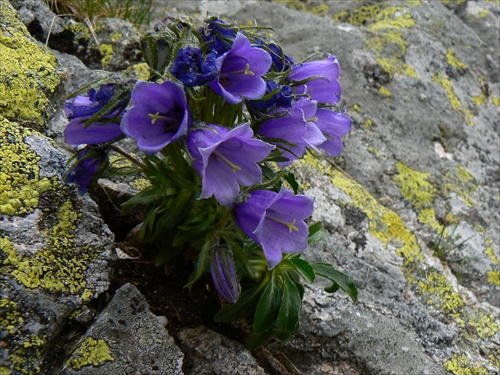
(210, 246, 240, 303)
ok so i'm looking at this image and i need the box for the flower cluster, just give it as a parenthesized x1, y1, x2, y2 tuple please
(63, 16, 356, 346)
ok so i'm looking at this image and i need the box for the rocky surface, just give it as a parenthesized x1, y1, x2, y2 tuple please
(1, 0, 499, 374)
(60, 283, 183, 375)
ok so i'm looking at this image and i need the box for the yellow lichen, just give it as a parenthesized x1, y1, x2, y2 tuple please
(367, 6, 416, 32)
(491, 96, 499, 106)
(363, 119, 374, 131)
(432, 73, 475, 126)
(66, 337, 114, 370)
(443, 165, 476, 207)
(445, 353, 489, 375)
(130, 178, 152, 191)
(0, 299, 24, 335)
(2, 200, 100, 297)
(273, 0, 329, 16)
(485, 248, 498, 265)
(99, 43, 114, 68)
(417, 271, 464, 314)
(379, 85, 391, 98)
(0, 119, 53, 215)
(0, 1, 61, 125)
(393, 162, 437, 210)
(367, 146, 382, 157)
(487, 270, 500, 286)
(446, 48, 467, 70)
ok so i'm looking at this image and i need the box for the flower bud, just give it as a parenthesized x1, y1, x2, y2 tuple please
(210, 246, 240, 303)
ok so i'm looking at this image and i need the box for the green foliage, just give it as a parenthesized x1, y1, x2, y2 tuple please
(46, 0, 154, 29)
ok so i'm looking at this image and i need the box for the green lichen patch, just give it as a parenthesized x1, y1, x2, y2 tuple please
(274, 0, 330, 16)
(2, 200, 100, 297)
(446, 48, 467, 70)
(65, 337, 114, 370)
(0, 299, 24, 335)
(445, 353, 490, 375)
(393, 162, 437, 210)
(416, 270, 464, 315)
(432, 73, 475, 126)
(0, 118, 53, 216)
(0, 1, 61, 126)
(443, 165, 477, 207)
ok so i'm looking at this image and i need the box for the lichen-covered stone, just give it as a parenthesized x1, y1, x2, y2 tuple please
(0, 0, 62, 127)
(0, 116, 115, 374)
(61, 283, 183, 375)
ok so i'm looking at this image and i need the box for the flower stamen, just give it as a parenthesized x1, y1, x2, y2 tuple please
(268, 217, 299, 233)
(213, 150, 241, 173)
(148, 112, 177, 125)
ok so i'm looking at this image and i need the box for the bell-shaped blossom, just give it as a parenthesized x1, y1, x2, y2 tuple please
(289, 55, 342, 104)
(209, 33, 272, 105)
(120, 80, 191, 155)
(66, 148, 103, 194)
(64, 84, 124, 145)
(170, 47, 218, 87)
(200, 18, 237, 54)
(187, 123, 274, 207)
(254, 39, 294, 72)
(235, 187, 314, 269)
(210, 246, 241, 303)
(258, 97, 326, 165)
(247, 80, 293, 117)
(315, 109, 352, 156)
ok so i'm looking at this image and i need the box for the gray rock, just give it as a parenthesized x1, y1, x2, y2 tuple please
(61, 283, 184, 375)
(177, 326, 266, 375)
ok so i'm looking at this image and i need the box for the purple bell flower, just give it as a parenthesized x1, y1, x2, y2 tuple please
(289, 55, 342, 104)
(209, 33, 272, 105)
(315, 109, 352, 156)
(187, 123, 275, 207)
(210, 246, 241, 303)
(254, 39, 294, 72)
(235, 186, 314, 269)
(247, 80, 293, 116)
(64, 84, 124, 145)
(170, 47, 218, 87)
(66, 148, 103, 194)
(258, 97, 326, 165)
(120, 80, 192, 155)
(200, 18, 237, 54)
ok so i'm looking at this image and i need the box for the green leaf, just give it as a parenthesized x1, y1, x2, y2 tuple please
(311, 263, 358, 303)
(214, 280, 267, 323)
(276, 273, 302, 341)
(120, 187, 165, 215)
(253, 272, 283, 334)
(283, 172, 299, 194)
(308, 221, 328, 244)
(290, 258, 315, 284)
(186, 239, 211, 289)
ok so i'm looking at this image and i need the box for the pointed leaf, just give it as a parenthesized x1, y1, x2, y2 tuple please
(283, 172, 299, 194)
(308, 221, 328, 244)
(186, 239, 211, 288)
(276, 273, 302, 341)
(312, 262, 358, 303)
(253, 272, 283, 334)
(290, 258, 315, 284)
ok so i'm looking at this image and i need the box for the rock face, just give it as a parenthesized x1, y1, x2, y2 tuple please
(2, 0, 499, 374)
(60, 283, 183, 375)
